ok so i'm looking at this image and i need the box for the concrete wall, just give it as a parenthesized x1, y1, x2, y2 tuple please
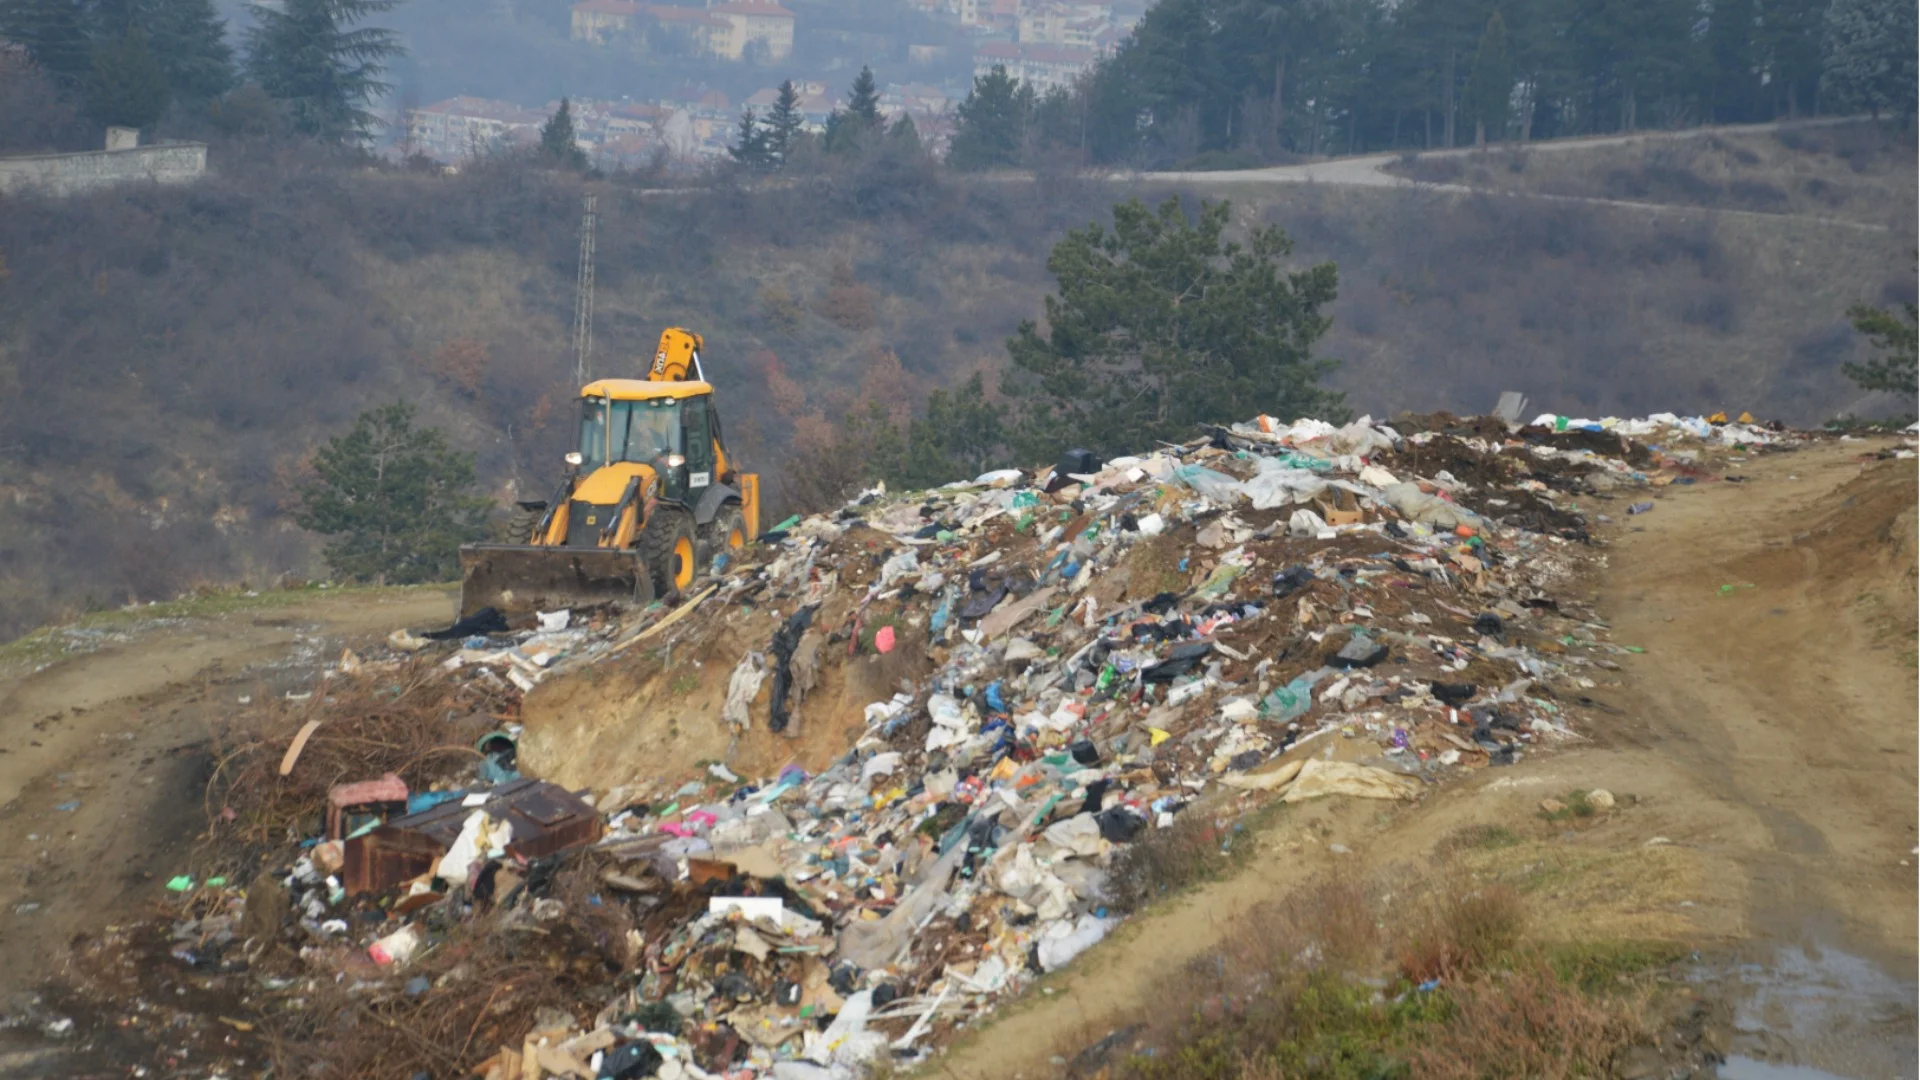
(0, 143, 208, 198)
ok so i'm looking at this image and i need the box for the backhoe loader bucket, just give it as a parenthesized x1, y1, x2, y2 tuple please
(458, 544, 656, 618)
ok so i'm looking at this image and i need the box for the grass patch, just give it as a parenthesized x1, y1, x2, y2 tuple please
(1104, 873, 1643, 1080)
(1438, 823, 1523, 854)
(1543, 940, 1691, 994)
(0, 583, 450, 668)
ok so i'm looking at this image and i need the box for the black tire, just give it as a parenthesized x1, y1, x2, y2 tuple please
(505, 506, 544, 545)
(700, 504, 748, 571)
(639, 507, 698, 597)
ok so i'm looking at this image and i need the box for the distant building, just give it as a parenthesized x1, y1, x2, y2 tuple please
(882, 82, 955, 117)
(973, 41, 1097, 92)
(571, 0, 641, 41)
(406, 97, 547, 160)
(707, 1, 795, 62)
(571, 0, 724, 50)
(1017, 0, 1110, 48)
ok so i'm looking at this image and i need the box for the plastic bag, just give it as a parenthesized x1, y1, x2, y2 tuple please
(1171, 464, 1245, 503)
(1245, 457, 1330, 509)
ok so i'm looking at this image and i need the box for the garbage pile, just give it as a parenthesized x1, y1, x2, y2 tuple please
(132, 410, 1807, 1080)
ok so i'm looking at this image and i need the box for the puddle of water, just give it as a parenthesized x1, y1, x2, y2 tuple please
(1711, 943, 1918, 1080)
(1719, 1057, 1853, 1080)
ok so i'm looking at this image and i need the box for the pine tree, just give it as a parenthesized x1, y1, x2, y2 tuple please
(727, 105, 771, 168)
(1007, 197, 1343, 458)
(887, 111, 921, 152)
(538, 97, 588, 169)
(1820, 0, 1918, 120)
(245, 0, 404, 141)
(0, 0, 93, 85)
(1463, 10, 1511, 145)
(947, 64, 1023, 170)
(86, 27, 170, 128)
(1843, 299, 1918, 399)
(899, 373, 1007, 488)
(824, 65, 884, 155)
(846, 64, 880, 125)
(763, 78, 803, 162)
(94, 0, 234, 103)
(295, 402, 491, 584)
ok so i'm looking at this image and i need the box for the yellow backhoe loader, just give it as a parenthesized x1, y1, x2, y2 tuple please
(458, 328, 761, 616)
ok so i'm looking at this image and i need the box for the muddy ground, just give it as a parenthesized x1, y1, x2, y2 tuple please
(0, 588, 456, 1076)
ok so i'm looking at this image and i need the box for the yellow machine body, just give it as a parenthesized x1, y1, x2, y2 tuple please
(457, 330, 760, 616)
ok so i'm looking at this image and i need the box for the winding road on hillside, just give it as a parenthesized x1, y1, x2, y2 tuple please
(1136, 116, 1892, 232)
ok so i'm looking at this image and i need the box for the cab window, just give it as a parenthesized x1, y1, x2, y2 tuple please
(613, 399, 682, 463)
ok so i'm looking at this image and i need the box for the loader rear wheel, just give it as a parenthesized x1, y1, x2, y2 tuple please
(641, 508, 699, 596)
(701, 505, 748, 569)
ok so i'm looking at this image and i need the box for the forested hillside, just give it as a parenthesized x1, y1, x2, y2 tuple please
(1053, 0, 1915, 166)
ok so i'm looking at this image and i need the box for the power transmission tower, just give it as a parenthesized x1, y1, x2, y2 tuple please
(571, 193, 597, 387)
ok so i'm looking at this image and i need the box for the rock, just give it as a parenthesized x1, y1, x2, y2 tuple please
(1540, 798, 1568, 814)
(1588, 789, 1616, 811)
(1613, 1045, 1667, 1079)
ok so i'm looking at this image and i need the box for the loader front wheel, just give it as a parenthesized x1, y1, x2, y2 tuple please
(701, 505, 748, 569)
(641, 508, 699, 596)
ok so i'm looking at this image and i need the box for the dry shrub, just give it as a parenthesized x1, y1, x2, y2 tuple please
(1267, 872, 1383, 975)
(427, 337, 491, 397)
(1397, 882, 1525, 983)
(264, 901, 628, 1080)
(1105, 808, 1229, 913)
(207, 660, 507, 848)
(1407, 962, 1641, 1079)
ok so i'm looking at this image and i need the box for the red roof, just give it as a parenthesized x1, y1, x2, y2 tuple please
(708, 1, 795, 16)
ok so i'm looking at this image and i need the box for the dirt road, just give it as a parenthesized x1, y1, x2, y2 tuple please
(931, 437, 1916, 1079)
(0, 588, 456, 1014)
(1133, 117, 1890, 233)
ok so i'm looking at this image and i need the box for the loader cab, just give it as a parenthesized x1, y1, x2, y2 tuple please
(575, 379, 719, 498)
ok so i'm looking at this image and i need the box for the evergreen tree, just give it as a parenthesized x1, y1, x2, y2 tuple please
(245, 0, 403, 141)
(763, 78, 804, 162)
(899, 373, 1007, 487)
(1463, 10, 1511, 145)
(1820, 0, 1918, 120)
(1028, 84, 1079, 156)
(85, 27, 169, 128)
(1843, 299, 1918, 398)
(295, 402, 491, 584)
(1007, 197, 1343, 459)
(846, 64, 880, 125)
(94, 0, 234, 103)
(824, 64, 883, 154)
(887, 111, 921, 152)
(538, 97, 588, 169)
(0, 0, 93, 85)
(727, 106, 772, 167)
(1702, 0, 1761, 121)
(947, 64, 1024, 170)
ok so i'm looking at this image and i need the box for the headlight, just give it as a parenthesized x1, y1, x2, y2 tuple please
(565, 451, 583, 466)
(666, 454, 686, 468)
